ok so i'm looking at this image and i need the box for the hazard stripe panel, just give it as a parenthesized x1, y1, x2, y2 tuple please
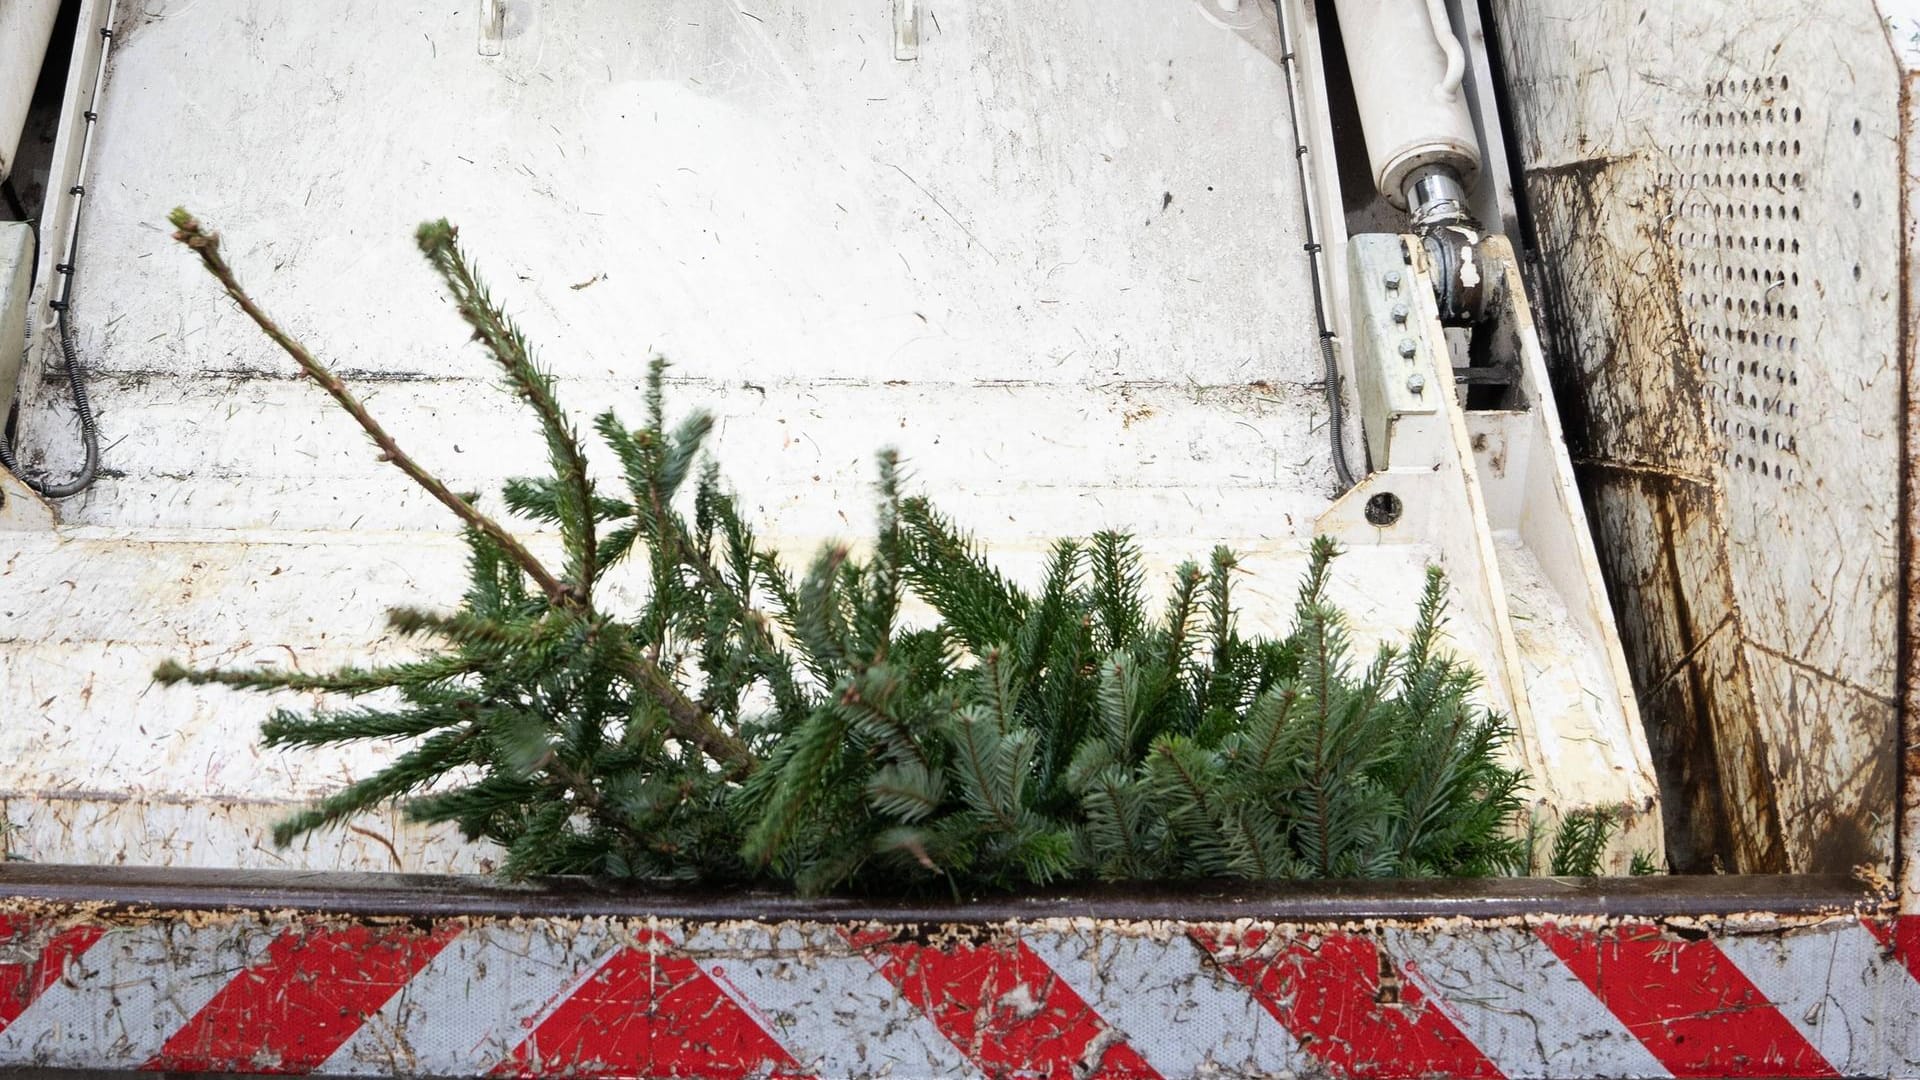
(1380, 924, 1668, 1079)
(498, 929, 806, 1079)
(0, 906, 1917, 1078)
(1023, 924, 1313, 1078)
(1190, 925, 1504, 1080)
(321, 922, 615, 1076)
(1719, 919, 1920, 1078)
(0, 916, 104, 1035)
(1537, 922, 1838, 1078)
(863, 933, 1162, 1080)
(1866, 916, 1920, 984)
(0, 923, 250, 1069)
(146, 923, 458, 1073)
(682, 925, 983, 1079)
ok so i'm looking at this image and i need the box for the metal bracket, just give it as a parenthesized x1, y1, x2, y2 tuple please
(893, 0, 919, 60)
(479, 0, 505, 56)
(1345, 234, 1442, 471)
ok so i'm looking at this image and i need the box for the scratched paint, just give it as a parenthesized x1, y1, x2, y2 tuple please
(1, 899, 1919, 1078)
(1491, 0, 1910, 874)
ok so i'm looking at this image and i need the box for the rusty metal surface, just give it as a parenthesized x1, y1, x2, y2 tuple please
(1893, 5, 1920, 920)
(1491, 0, 1908, 874)
(0, 867, 1913, 1078)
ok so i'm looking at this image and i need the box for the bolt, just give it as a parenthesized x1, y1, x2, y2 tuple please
(1397, 339, 1417, 359)
(1384, 271, 1402, 291)
(1406, 372, 1426, 393)
(1391, 303, 1409, 324)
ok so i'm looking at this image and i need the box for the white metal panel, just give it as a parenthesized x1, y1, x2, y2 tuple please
(0, 0, 1657, 870)
(0, 223, 31, 428)
(0, 0, 1350, 868)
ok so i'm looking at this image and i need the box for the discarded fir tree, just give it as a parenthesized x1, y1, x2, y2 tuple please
(155, 210, 1555, 895)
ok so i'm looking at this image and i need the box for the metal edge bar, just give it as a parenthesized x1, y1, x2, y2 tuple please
(0, 864, 1878, 922)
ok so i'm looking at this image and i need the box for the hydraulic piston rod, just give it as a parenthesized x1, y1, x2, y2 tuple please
(1332, 0, 1496, 323)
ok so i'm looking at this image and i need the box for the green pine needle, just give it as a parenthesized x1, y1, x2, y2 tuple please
(156, 213, 1601, 895)
(1549, 808, 1618, 876)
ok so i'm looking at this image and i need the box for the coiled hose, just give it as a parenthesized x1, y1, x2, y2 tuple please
(0, 292, 99, 498)
(1, 16, 114, 501)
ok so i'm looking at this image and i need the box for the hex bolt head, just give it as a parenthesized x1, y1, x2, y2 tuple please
(1397, 338, 1418, 359)
(1391, 303, 1409, 324)
(1406, 372, 1427, 393)
(1384, 271, 1403, 291)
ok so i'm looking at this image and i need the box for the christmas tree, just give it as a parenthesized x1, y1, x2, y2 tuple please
(157, 210, 1548, 894)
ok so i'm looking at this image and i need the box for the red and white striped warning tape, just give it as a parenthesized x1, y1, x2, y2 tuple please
(2, 911, 1917, 1078)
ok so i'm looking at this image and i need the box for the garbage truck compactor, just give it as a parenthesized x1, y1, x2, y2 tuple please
(0, 0, 1916, 1076)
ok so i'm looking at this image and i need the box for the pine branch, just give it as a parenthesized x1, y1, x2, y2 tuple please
(386, 606, 557, 652)
(417, 220, 599, 592)
(261, 705, 464, 747)
(1205, 547, 1239, 661)
(167, 209, 573, 608)
(609, 640, 757, 777)
(1233, 684, 1301, 776)
(163, 212, 1554, 894)
(405, 775, 541, 831)
(837, 666, 931, 770)
(973, 646, 1019, 736)
(855, 450, 908, 663)
(1405, 565, 1449, 671)
(269, 727, 481, 846)
(1088, 532, 1146, 653)
(1145, 735, 1229, 875)
(501, 476, 629, 528)
(1549, 808, 1615, 876)
(597, 400, 795, 695)
(1094, 653, 1145, 761)
(172, 209, 749, 783)
(793, 545, 853, 670)
(898, 496, 1028, 652)
(743, 707, 848, 863)
(153, 655, 482, 696)
(946, 707, 1023, 831)
(1202, 547, 1246, 714)
(867, 763, 946, 823)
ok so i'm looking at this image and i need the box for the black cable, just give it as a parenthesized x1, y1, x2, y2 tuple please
(1, 22, 109, 501)
(1272, 3, 1358, 491)
(0, 285, 99, 499)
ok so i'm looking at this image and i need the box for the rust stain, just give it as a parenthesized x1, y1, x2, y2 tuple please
(1897, 71, 1919, 915)
(1525, 155, 1794, 872)
(1518, 144, 1906, 876)
(1648, 485, 1787, 874)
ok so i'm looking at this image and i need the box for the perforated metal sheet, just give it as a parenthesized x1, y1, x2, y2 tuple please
(1493, 0, 1910, 875)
